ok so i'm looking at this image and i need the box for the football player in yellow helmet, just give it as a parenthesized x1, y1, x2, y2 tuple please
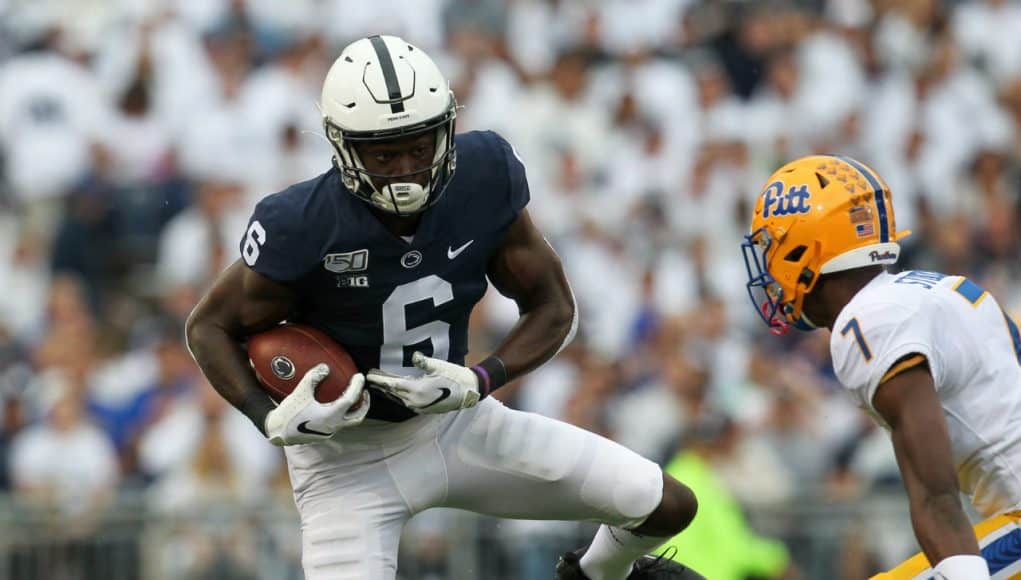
(743, 155, 1021, 580)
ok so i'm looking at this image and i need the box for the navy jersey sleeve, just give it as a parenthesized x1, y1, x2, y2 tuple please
(240, 193, 319, 283)
(489, 131, 530, 223)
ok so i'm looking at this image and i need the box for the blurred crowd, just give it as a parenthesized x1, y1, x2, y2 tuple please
(1, 0, 1020, 577)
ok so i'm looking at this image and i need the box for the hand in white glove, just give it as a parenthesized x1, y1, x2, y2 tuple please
(366, 352, 480, 414)
(264, 363, 370, 446)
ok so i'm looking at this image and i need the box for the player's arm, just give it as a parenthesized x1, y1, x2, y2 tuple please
(188, 259, 371, 443)
(479, 208, 576, 389)
(186, 260, 369, 444)
(872, 359, 988, 578)
(185, 260, 296, 433)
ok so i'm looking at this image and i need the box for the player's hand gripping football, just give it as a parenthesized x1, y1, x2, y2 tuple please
(366, 352, 480, 414)
(264, 364, 370, 446)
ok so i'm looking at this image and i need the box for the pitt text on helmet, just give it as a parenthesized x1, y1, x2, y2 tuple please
(761, 181, 812, 218)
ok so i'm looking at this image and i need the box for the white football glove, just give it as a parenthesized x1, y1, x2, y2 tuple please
(933, 555, 989, 580)
(264, 363, 370, 446)
(366, 352, 480, 414)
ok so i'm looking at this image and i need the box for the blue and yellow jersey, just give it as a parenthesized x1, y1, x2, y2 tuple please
(831, 270, 1021, 517)
(876, 511, 1021, 579)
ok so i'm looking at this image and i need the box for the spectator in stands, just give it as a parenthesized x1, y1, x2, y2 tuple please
(660, 413, 794, 579)
(9, 390, 118, 515)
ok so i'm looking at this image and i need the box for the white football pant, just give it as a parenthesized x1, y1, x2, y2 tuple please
(284, 397, 664, 580)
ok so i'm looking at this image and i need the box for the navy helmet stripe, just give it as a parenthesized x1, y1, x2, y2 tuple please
(839, 156, 889, 243)
(368, 35, 405, 114)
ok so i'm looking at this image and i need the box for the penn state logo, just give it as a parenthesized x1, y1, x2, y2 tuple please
(401, 250, 423, 269)
(270, 356, 296, 380)
(762, 182, 812, 218)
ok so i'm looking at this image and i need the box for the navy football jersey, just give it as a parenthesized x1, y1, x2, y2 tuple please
(240, 131, 530, 421)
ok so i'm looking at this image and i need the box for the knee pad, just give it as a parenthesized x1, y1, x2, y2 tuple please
(581, 441, 664, 528)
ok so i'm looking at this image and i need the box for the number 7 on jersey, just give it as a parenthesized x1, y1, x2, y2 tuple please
(841, 317, 873, 362)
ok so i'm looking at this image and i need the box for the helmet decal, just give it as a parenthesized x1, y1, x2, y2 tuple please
(761, 181, 812, 218)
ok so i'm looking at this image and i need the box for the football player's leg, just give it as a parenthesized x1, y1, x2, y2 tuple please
(299, 497, 408, 580)
(287, 447, 415, 580)
(573, 474, 699, 580)
(872, 511, 1021, 580)
(436, 398, 698, 580)
(295, 477, 410, 580)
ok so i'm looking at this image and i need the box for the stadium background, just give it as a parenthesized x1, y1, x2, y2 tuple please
(0, 0, 1019, 578)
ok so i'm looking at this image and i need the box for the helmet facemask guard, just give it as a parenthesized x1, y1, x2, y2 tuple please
(325, 102, 457, 216)
(742, 226, 823, 335)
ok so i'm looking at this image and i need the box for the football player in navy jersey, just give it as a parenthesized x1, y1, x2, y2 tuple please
(186, 35, 701, 580)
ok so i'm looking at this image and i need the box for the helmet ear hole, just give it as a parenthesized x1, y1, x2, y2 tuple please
(784, 245, 808, 262)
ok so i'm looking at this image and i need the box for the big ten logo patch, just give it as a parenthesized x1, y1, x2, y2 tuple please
(761, 181, 812, 218)
(324, 250, 369, 273)
(337, 275, 370, 288)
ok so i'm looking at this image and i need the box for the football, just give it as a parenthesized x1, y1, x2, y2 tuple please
(247, 323, 362, 406)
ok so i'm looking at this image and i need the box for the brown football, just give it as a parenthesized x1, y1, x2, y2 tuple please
(247, 323, 362, 406)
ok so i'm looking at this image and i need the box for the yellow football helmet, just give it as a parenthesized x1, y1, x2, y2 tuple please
(741, 155, 911, 334)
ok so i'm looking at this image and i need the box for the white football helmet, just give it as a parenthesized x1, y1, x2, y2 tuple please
(321, 35, 457, 215)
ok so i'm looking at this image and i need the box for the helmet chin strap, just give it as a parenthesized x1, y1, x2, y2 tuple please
(785, 291, 819, 331)
(794, 312, 817, 331)
(766, 300, 817, 334)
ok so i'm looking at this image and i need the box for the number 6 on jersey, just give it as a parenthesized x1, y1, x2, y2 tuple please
(243, 221, 267, 266)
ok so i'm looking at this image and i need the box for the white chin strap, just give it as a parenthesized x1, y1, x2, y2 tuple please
(368, 181, 429, 213)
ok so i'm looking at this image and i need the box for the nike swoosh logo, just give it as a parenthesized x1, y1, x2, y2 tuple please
(447, 240, 474, 259)
(296, 421, 332, 437)
(422, 388, 451, 409)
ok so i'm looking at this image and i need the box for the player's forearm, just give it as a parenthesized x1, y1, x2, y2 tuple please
(901, 449, 981, 563)
(478, 291, 577, 394)
(185, 315, 275, 434)
(481, 211, 579, 394)
(910, 491, 981, 563)
(876, 368, 982, 569)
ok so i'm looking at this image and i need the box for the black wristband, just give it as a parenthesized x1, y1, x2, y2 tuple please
(237, 392, 276, 437)
(470, 355, 509, 399)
